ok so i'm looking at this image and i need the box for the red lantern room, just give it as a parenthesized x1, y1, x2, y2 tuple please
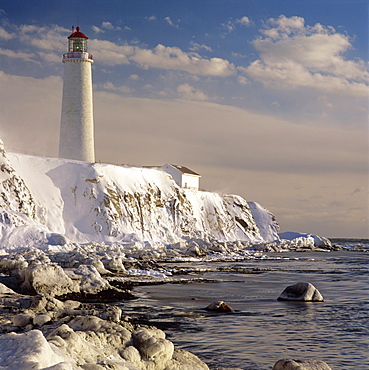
(67, 26, 89, 53)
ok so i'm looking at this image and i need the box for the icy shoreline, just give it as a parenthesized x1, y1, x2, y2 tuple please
(0, 237, 346, 370)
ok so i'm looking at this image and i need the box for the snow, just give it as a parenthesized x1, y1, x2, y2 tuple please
(1, 143, 280, 251)
(279, 231, 332, 248)
(0, 330, 71, 369)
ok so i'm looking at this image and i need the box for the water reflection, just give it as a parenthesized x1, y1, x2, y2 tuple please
(119, 251, 369, 370)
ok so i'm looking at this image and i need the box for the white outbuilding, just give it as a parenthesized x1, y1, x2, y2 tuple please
(161, 164, 201, 190)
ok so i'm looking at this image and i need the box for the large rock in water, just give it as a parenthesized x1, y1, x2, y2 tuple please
(205, 301, 235, 313)
(277, 282, 324, 302)
(273, 358, 332, 369)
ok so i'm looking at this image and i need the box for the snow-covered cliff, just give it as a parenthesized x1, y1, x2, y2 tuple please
(0, 139, 279, 251)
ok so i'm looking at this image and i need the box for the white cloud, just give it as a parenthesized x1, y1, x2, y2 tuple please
(236, 16, 253, 27)
(19, 24, 68, 52)
(0, 23, 234, 77)
(92, 25, 104, 34)
(129, 74, 140, 80)
(189, 42, 213, 52)
(89, 39, 132, 66)
(222, 16, 253, 34)
(0, 48, 35, 62)
(102, 22, 114, 30)
(37, 51, 60, 63)
(164, 17, 179, 28)
(0, 26, 15, 40)
(237, 75, 249, 85)
(131, 44, 235, 76)
(146, 16, 157, 21)
(176, 83, 208, 101)
(100, 81, 132, 94)
(92, 22, 121, 33)
(245, 15, 369, 97)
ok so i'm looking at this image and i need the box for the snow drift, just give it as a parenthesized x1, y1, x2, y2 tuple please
(0, 139, 279, 251)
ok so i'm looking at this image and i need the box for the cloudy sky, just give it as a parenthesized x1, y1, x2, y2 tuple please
(0, 0, 368, 238)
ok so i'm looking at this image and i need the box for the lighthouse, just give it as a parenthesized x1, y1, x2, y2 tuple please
(59, 26, 95, 162)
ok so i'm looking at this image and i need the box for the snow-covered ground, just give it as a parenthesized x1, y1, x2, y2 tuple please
(1, 137, 283, 252)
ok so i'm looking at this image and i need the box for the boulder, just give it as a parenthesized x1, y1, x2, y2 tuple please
(0, 330, 69, 369)
(74, 265, 111, 294)
(167, 348, 210, 369)
(277, 282, 324, 302)
(11, 312, 34, 327)
(132, 327, 174, 367)
(18, 264, 79, 296)
(273, 358, 332, 370)
(205, 301, 235, 313)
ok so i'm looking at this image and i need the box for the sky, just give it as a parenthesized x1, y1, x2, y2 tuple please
(0, 0, 368, 238)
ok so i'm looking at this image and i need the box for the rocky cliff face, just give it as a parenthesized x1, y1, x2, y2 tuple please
(0, 139, 279, 250)
(0, 140, 36, 227)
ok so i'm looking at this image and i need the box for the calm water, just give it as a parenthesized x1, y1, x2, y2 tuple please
(121, 248, 369, 369)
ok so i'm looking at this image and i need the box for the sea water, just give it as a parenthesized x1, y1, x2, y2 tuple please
(121, 245, 369, 369)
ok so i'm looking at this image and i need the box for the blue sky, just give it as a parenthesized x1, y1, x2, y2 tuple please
(0, 0, 368, 237)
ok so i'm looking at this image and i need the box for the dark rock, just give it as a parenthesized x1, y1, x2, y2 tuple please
(277, 282, 324, 302)
(273, 358, 332, 369)
(56, 287, 134, 303)
(205, 301, 235, 313)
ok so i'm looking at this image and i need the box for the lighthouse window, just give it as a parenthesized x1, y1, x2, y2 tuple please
(69, 39, 87, 53)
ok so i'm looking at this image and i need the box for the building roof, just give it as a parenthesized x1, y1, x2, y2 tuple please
(169, 164, 200, 176)
(68, 26, 88, 39)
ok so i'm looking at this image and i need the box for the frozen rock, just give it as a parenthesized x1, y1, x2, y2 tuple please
(86, 258, 112, 275)
(33, 313, 52, 326)
(205, 301, 235, 313)
(105, 256, 127, 273)
(0, 282, 16, 294)
(96, 305, 122, 322)
(186, 243, 204, 257)
(47, 321, 132, 368)
(18, 264, 79, 296)
(167, 348, 210, 370)
(0, 257, 28, 273)
(11, 312, 34, 327)
(273, 358, 332, 370)
(132, 327, 174, 367)
(30, 295, 65, 313)
(74, 265, 111, 294)
(0, 329, 73, 369)
(277, 282, 324, 302)
(279, 232, 332, 249)
(120, 345, 142, 364)
(47, 233, 68, 246)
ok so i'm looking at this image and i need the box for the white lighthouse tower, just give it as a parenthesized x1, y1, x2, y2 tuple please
(59, 26, 95, 162)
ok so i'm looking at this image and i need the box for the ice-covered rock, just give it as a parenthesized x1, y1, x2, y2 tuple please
(0, 282, 16, 294)
(168, 348, 210, 370)
(273, 358, 332, 370)
(279, 232, 332, 249)
(277, 282, 324, 302)
(18, 264, 79, 296)
(11, 312, 34, 327)
(132, 327, 174, 367)
(248, 201, 280, 242)
(0, 329, 74, 369)
(74, 265, 111, 294)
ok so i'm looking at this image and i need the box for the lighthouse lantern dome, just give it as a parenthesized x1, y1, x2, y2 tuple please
(67, 26, 89, 53)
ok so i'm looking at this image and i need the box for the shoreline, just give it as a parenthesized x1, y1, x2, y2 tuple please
(0, 243, 365, 369)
